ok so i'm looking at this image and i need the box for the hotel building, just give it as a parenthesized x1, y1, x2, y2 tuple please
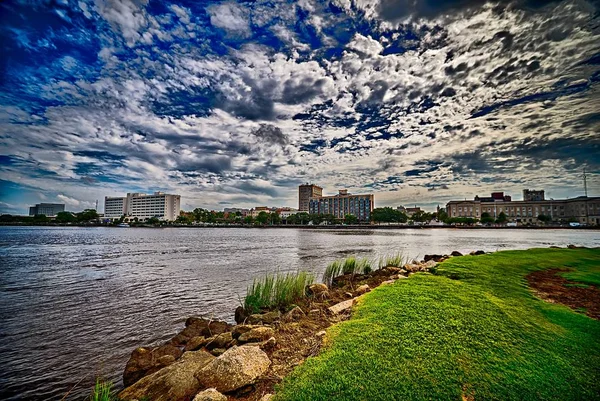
(298, 184, 322, 212)
(29, 203, 65, 217)
(104, 192, 181, 221)
(309, 189, 374, 221)
(446, 190, 600, 225)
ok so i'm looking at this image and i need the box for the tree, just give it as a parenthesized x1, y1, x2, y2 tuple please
(270, 212, 281, 225)
(296, 212, 310, 225)
(256, 211, 270, 225)
(372, 207, 408, 224)
(55, 211, 76, 223)
(537, 214, 552, 224)
(32, 214, 49, 224)
(496, 212, 508, 224)
(146, 216, 160, 225)
(243, 215, 254, 225)
(344, 214, 358, 224)
(76, 209, 99, 222)
(480, 212, 495, 224)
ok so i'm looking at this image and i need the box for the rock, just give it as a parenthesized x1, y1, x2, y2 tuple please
(316, 330, 326, 337)
(423, 260, 437, 269)
(381, 280, 396, 285)
(260, 394, 274, 401)
(307, 283, 328, 295)
(247, 310, 281, 325)
(241, 336, 277, 350)
(210, 348, 227, 357)
(232, 325, 260, 340)
(238, 326, 275, 343)
(185, 317, 232, 337)
(119, 350, 215, 401)
(473, 250, 485, 255)
(344, 291, 353, 298)
(423, 254, 445, 262)
(450, 251, 463, 257)
(123, 345, 183, 387)
(328, 298, 356, 314)
(234, 306, 248, 324)
(403, 263, 420, 272)
(157, 355, 176, 367)
(550, 245, 561, 249)
(355, 284, 370, 295)
(282, 306, 305, 322)
(196, 346, 271, 393)
(185, 336, 207, 352)
(193, 388, 227, 401)
(567, 244, 577, 249)
(205, 332, 233, 350)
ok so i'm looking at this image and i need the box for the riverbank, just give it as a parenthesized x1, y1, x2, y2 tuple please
(113, 247, 600, 401)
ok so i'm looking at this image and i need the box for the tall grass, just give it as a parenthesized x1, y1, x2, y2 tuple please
(323, 257, 373, 287)
(244, 271, 315, 313)
(89, 379, 115, 401)
(378, 252, 406, 269)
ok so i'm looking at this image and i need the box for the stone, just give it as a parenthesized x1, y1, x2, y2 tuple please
(247, 310, 281, 325)
(260, 394, 274, 401)
(282, 306, 305, 322)
(185, 336, 207, 352)
(241, 336, 277, 350)
(234, 306, 250, 324)
(307, 283, 328, 295)
(423, 260, 437, 269)
(381, 280, 396, 285)
(328, 298, 356, 314)
(355, 284, 370, 295)
(473, 250, 485, 255)
(157, 355, 176, 367)
(196, 346, 271, 393)
(232, 324, 260, 339)
(123, 344, 183, 387)
(451, 251, 463, 257)
(205, 332, 233, 350)
(316, 330, 326, 337)
(119, 350, 215, 401)
(193, 388, 227, 401)
(423, 254, 445, 262)
(567, 244, 577, 249)
(238, 326, 275, 343)
(185, 317, 232, 337)
(210, 348, 227, 357)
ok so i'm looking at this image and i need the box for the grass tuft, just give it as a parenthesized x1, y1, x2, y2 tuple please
(323, 257, 372, 287)
(244, 271, 315, 313)
(89, 379, 115, 401)
(378, 252, 406, 269)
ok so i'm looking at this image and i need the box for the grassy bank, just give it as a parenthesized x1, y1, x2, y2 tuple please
(275, 248, 600, 401)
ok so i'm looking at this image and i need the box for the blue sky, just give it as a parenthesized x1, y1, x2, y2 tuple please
(1, 0, 599, 214)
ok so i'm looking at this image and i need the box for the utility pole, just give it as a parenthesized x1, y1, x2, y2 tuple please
(583, 168, 588, 197)
(95, 199, 98, 211)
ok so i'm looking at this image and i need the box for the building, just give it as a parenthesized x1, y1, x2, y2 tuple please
(250, 206, 271, 218)
(404, 206, 422, 217)
(29, 203, 65, 217)
(104, 192, 181, 221)
(277, 208, 298, 219)
(523, 189, 545, 201)
(298, 184, 322, 212)
(446, 190, 600, 225)
(309, 189, 374, 221)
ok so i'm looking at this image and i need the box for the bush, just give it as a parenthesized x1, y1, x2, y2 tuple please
(244, 271, 315, 313)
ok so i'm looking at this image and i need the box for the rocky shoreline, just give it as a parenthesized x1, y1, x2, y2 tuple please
(117, 250, 487, 401)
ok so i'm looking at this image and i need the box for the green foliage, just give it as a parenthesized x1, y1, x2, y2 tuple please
(537, 214, 552, 223)
(495, 211, 508, 223)
(90, 379, 116, 401)
(244, 271, 315, 313)
(256, 211, 270, 225)
(146, 216, 160, 225)
(55, 211, 77, 223)
(378, 253, 406, 269)
(323, 257, 372, 286)
(446, 217, 478, 225)
(276, 249, 600, 401)
(480, 212, 495, 224)
(372, 207, 408, 223)
(344, 214, 358, 224)
(76, 209, 99, 222)
(243, 215, 254, 224)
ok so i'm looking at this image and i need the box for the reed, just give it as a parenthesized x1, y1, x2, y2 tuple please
(378, 252, 406, 269)
(323, 256, 373, 286)
(244, 271, 315, 313)
(89, 379, 115, 401)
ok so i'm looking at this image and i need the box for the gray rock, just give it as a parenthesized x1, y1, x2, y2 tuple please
(196, 346, 271, 393)
(119, 350, 215, 401)
(193, 388, 227, 401)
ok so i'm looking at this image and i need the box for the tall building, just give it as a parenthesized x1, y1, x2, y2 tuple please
(104, 192, 181, 221)
(523, 189, 545, 201)
(298, 184, 322, 212)
(29, 203, 65, 217)
(309, 189, 374, 221)
(446, 190, 600, 225)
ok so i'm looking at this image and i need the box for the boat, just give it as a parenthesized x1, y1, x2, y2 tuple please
(117, 223, 130, 227)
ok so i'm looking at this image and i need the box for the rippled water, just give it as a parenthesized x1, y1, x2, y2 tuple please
(0, 226, 598, 400)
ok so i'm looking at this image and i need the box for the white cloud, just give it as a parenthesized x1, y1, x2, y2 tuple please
(206, 2, 252, 38)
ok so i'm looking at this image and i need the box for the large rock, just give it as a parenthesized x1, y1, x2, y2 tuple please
(205, 332, 233, 350)
(450, 251, 463, 257)
(247, 310, 281, 325)
(238, 326, 275, 343)
(282, 305, 305, 322)
(307, 283, 329, 296)
(123, 344, 183, 386)
(196, 346, 271, 393)
(356, 284, 370, 295)
(193, 388, 227, 401)
(119, 350, 215, 401)
(232, 324, 261, 339)
(234, 306, 250, 324)
(423, 254, 445, 262)
(328, 298, 356, 314)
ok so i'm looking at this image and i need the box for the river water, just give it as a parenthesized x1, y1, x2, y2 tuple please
(0, 226, 598, 400)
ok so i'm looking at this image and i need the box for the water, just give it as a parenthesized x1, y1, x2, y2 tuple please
(0, 226, 598, 400)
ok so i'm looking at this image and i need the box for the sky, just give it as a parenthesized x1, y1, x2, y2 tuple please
(1, 0, 599, 214)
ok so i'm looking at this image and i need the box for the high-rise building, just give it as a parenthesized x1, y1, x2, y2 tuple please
(298, 184, 322, 212)
(29, 203, 65, 217)
(309, 189, 374, 221)
(104, 192, 181, 221)
(523, 189, 545, 201)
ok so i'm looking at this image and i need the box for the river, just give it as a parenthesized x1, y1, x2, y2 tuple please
(0, 226, 598, 400)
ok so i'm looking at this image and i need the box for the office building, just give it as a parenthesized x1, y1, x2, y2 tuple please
(104, 192, 181, 221)
(299, 184, 322, 212)
(309, 189, 374, 221)
(446, 190, 600, 225)
(29, 203, 65, 217)
(523, 189, 545, 201)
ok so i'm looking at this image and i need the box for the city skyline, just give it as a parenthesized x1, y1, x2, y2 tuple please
(1, 0, 599, 215)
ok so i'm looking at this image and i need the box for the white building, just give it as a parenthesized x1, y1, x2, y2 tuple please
(104, 192, 181, 221)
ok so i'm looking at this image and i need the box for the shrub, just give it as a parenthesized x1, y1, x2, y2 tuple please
(244, 271, 315, 313)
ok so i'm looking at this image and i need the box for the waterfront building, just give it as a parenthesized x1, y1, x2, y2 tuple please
(309, 189, 374, 221)
(446, 190, 600, 225)
(29, 203, 65, 217)
(250, 206, 271, 218)
(277, 208, 298, 219)
(523, 189, 545, 201)
(104, 192, 181, 221)
(405, 206, 422, 217)
(298, 184, 322, 212)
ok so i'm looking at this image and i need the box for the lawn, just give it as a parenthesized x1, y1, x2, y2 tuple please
(275, 248, 600, 401)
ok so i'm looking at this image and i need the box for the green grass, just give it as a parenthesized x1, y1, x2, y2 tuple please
(323, 257, 373, 287)
(244, 271, 315, 313)
(378, 252, 407, 269)
(275, 248, 600, 401)
(89, 379, 116, 401)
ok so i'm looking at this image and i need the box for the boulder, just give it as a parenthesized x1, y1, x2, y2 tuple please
(328, 298, 356, 314)
(567, 244, 577, 249)
(473, 250, 485, 255)
(247, 310, 281, 325)
(123, 344, 183, 387)
(157, 355, 176, 367)
(423, 260, 437, 269)
(232, 325, 260, 339)
(210, 348, 227, 357)
(450, 251, 463, 257)
(234, 306, 250, 324)
(355, 284, 370, 295)
(307, 283, 328, 295)
(185, 336, 207, 352)
(381, 279, 396, 285)
(241, 336, 277, 350)
(119, 350, 215, 401)
(238, 326, 275, 343)
(185, 317, 232, 337)
(193, 388, 227, 401)
(282, 306, 305, 322)
(205, 332, 233, 350)
(196, 346, 271, 393)
(423, 254, 444, 262)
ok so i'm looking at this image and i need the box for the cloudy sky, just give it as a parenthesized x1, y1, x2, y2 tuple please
(1, 0, 599, 214)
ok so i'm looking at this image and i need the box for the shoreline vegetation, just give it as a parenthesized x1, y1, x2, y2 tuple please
(88, 246, 599, 401)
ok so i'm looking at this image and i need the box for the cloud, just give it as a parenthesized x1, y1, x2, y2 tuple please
(57, 194, 81, 206)
(206, 2, 252, 38)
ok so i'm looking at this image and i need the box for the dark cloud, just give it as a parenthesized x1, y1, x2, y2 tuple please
(281, 77, 328, 104)
(251, 124, 289, 146)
